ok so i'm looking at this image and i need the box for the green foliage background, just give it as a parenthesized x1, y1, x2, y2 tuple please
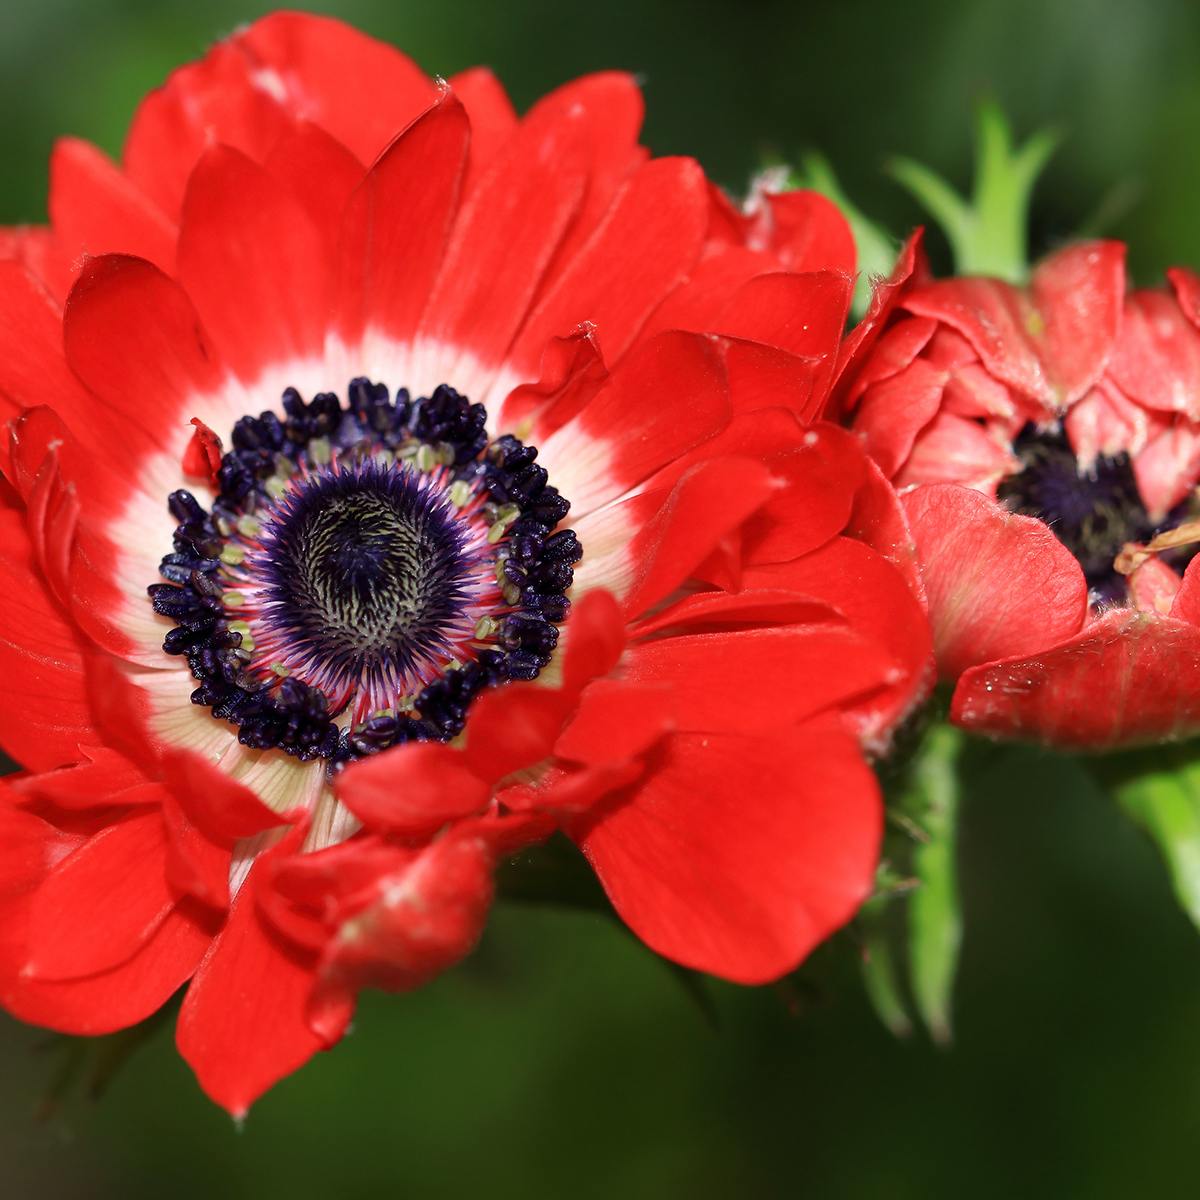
(4, 1, 1200, 1196)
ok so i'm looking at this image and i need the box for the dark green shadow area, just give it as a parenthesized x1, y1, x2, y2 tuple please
(4, 0, 1200, 278)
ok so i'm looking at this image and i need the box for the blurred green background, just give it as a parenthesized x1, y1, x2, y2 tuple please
(5, 1, 1200, 1196)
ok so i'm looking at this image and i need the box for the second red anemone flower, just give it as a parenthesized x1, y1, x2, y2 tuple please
(844, 236, 1200, 747)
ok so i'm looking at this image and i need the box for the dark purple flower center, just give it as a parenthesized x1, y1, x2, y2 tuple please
(997, 425, 1198, 604)
(148, 379, 581, 773)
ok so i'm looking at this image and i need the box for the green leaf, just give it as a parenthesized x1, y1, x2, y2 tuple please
(902, 723, 965, 1046)
(789, 152, 899, 320)
(859, 899, 913, 1038)
(888, 100, 1058, 283)
(1113, 761, 1200, 927)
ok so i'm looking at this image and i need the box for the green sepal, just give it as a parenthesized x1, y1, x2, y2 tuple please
(1093, 745, 1200, 928)
(859, 890, 913, 1039)
(902, 724, 965, 1045)
(863, 715, 966, 1045)
(888, 100, 1058, 283)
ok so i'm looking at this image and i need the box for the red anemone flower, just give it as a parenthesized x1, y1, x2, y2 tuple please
(0, 12, 931, 1114)
(843, 238, 1200, 747)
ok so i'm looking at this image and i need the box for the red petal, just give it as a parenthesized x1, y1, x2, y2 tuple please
(22, 440, 81, 607)
(561, 587, 626, 695)
(177, 859, 332, 1119)
(7, 381, 141, 527)
(26, 808, 176, 980)
(573, 716, 881, 984)
(239, 12, 438, 166)
(621, 624, 896, 735)
(313, 830, 495, 1021)
(942, 362, 1018, 421)
(634, 245, 778, 350)
(0, 263, 140, 471)
(82, 654, 160, 773)
(6, 414, 133, 665)
(417, 101, 590, 371)
(63, 256, 224, 458)
(1107, 288, 1200, 420)
(447, 67, 519, 199)
(606, 456, 776, 619)
(1172, 553, 1200, 627)
(745, 538, 930, 686)
(162, 795, 231, 911)
(182, 417, 223, 485)
(159, 750, 295, 842)
(177, 146, 329, 381)
(844, 314, 939, 408)
(761, 189, 856, 276)
(263, 123, 364, 262)
(539, 330, 730, 517)
(728, 417, 868, 565)
(924, 326, 984, 372)
(711, 271, 852, 402)
(498, 327, 609, 439)
(0, 548, 97, 772)
(121, 41, 291, 223)
(829, 229, 928, 419)
(903, 484, 1088, 680)
(1065, 382, 1158, 470)
(12, 744, 149, 811)
(854, 356, 947, 477)
(463, 686, 574, 784)
(301, 806, 545, 914)
(332, 91, 469, 350)
(895, 411, 1021, 493)
(0, 787, 81, 899)
(261, 835, 416, 951)
(506, 156, 709, 376)
(902, 241, 1126, 414)
(499, 760, 645, 815)
(0, 896, 213, 1036)
(5, 415, 137, 661)
(952, 608, 1200, 748)
(334, 741, 491, 837)
(49, 137, 177, 278)
(553, 679, 675, 765)
(1133, 419, 1200, 523)
(1128, 554, 1181, 617)
(1168, 265, 1200, 329)
(704, 181, 750, 247)
(715, 337, 827, 422)
(521, 73, 648, 288)
(1029, 240, 1127, 404)
(744, 537, 935, 743)
(0, 226, 75, 305)
(628, 588, 843, 640)
(840, 448, 931, 604)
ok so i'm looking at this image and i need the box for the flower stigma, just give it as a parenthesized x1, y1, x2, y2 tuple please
(148, 379, 581, 773)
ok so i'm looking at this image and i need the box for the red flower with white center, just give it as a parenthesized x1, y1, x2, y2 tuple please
(0, 12, 932, 1113)
(842, 237, 1200, 746)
